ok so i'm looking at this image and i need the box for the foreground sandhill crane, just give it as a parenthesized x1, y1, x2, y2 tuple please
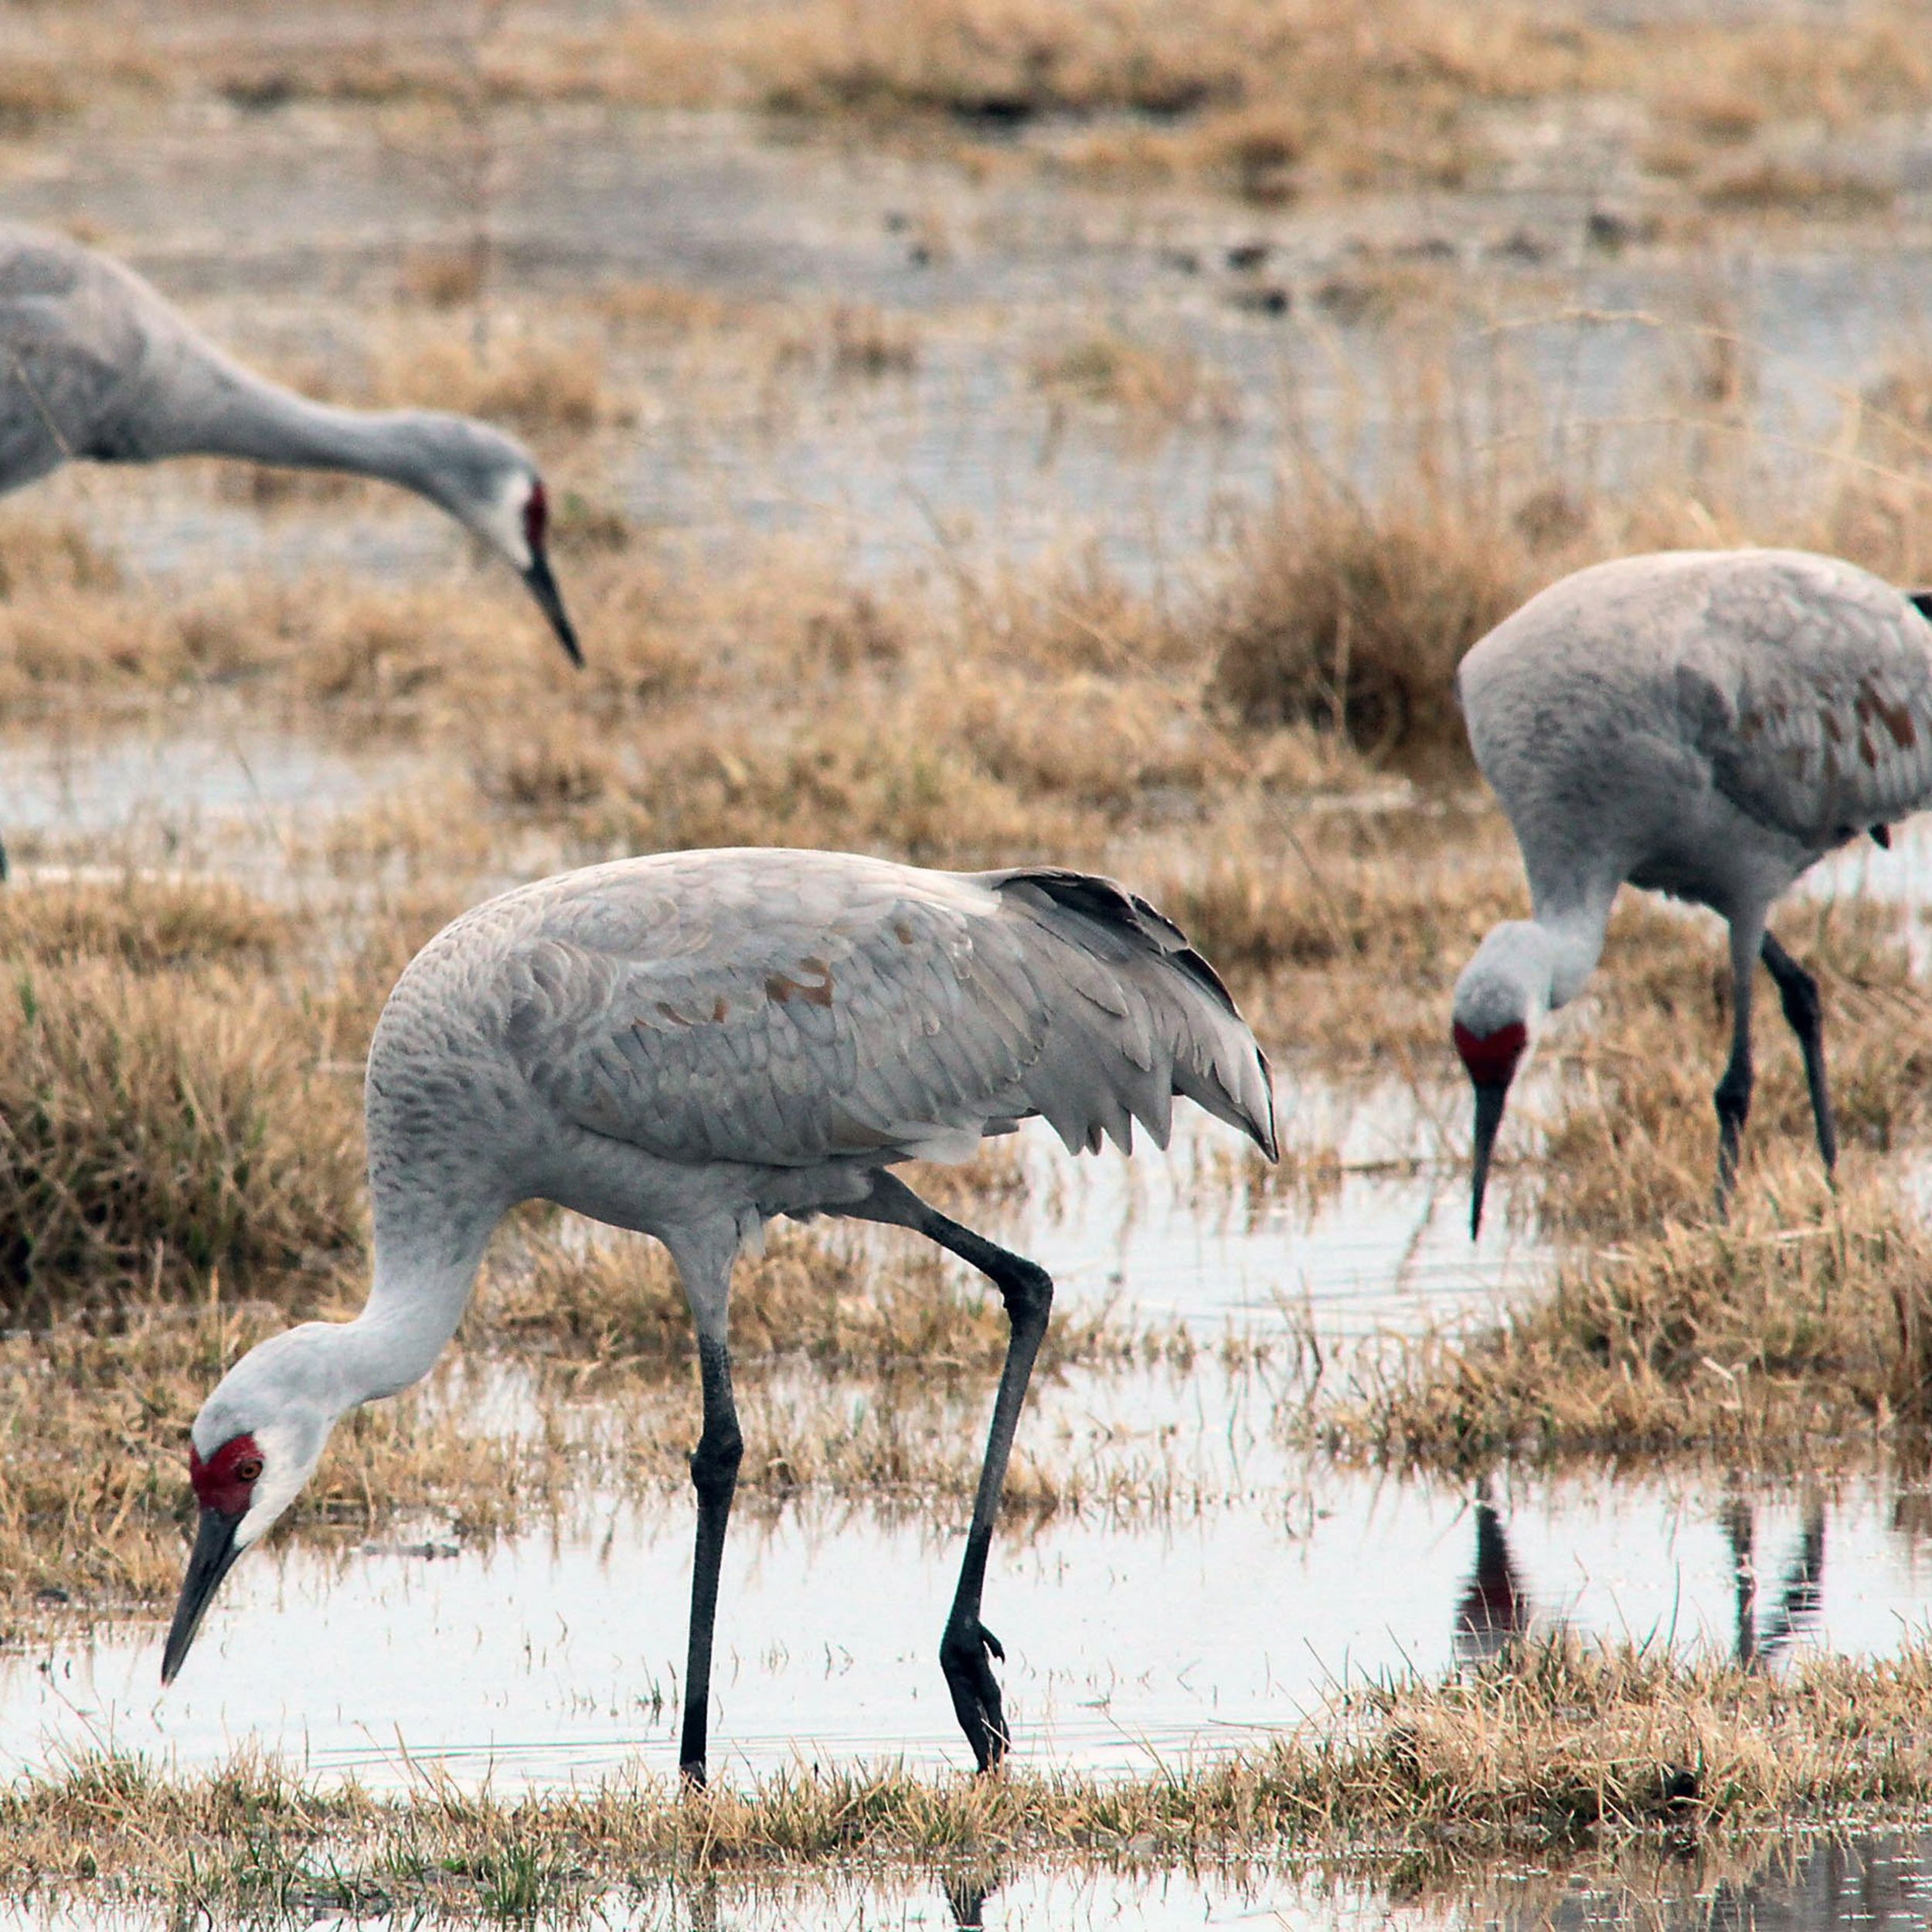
(0, 223, 579, 662)
(1454, 548, 1932, 1235)
(160, 848, 1277, 1781)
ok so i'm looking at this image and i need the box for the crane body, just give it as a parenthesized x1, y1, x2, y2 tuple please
(161, 847, 1277, 1781)
(1453, 547, 1932, 1230)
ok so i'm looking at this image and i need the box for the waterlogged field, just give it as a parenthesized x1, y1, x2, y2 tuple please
(9, 0, 1932, 1925)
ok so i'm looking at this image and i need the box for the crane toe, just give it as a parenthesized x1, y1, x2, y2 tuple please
(940, 1617, 1009, 1772)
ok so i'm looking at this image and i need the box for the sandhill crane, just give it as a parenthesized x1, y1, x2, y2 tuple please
(0, 223, 580, 662)
(1454, 548, 1932, 1235)
(159, 848, 1277, 1781)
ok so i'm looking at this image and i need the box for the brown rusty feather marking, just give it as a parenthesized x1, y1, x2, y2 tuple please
(650, 996, 731, 1027)
(1872, 691, 1917, 750)
(765, 955, 835, 1008)
(1852, 680, 1916, 759)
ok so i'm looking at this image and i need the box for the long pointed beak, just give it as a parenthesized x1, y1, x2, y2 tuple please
(161, 1505, 245, 1686)
(1469, 1080, 1511, 1240)
(521, 549, 583, 667)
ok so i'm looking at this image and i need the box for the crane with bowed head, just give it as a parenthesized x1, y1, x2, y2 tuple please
(160, 847, 1277, 1782)
(1452, 548, 1932, 1233)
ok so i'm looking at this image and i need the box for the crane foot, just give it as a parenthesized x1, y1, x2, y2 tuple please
(940, 1616, 1009, 1774)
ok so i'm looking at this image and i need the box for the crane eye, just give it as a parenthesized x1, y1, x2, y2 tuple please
(234, 1454, 264, 1484)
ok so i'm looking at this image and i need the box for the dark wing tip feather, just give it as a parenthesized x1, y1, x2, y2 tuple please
(1910, 590, 1932, 624)
(988, 865, 1275, 1159)
(989, 868, 1241, 1019)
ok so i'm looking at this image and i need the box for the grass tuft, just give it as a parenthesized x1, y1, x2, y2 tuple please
(1206, 477, 1531, 769)
(1325, 1166, 1932, 1461)
(0, 964, 361, 1311)
(0, 877, 288, 972)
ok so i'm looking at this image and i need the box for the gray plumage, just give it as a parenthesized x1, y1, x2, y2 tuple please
(0, 222, 579, 663)
(1452, 547, 1932, 1232)
(162, 847, 1277, 1780)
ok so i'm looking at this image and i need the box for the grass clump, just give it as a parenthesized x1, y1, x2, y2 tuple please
(1030, 331, 1221, 427)
(0, 877, 287, 972)
(369, 328, 629, 439)
(1326, 1167, 1932, 1462)
(18, 1638, 1932, 1901)
(1206, 481, 1532, 770)
(0, 964, 361, 1311)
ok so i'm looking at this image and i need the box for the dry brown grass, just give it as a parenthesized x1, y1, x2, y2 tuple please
(0, 962, 362, 1315)
(481, 1220, 1168, 1381)
(368, 327, 632, 440)
(750, 0, 1586, 195)
(16, 1636, 1932, 1905)
(1326, 1165, 1932, 1464)
(1031, 330, 1225, 427)
(0, 876, 288, 972)
(1698, 158, 1896, 217)
(1206, 481, 1532, 770)
(0, 513, 117, 601)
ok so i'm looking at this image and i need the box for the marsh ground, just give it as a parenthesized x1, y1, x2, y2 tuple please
(8, 0, 1932, 1924)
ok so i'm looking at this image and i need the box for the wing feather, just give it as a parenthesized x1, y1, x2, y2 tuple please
(476, 849, 1275, 1173)
(1683, 566, 1932, 842)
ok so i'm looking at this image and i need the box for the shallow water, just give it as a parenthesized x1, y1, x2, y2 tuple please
(1006, 1097, 1542, 1340)
(5, 1451, 1924, 1794)
(0, 708, 413, 877)
(5, 1832, 1932, 1928)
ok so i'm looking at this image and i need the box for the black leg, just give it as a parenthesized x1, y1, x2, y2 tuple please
(1760, 930, 1837, 1175)
(1714, 920, 1761, 1213)
(845, 1171, 1053, 1773)
(679, 1333, 742, 1786)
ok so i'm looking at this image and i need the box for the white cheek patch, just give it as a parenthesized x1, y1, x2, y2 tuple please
(233, 1417, 325, 1552)
(481, 474, 534, 571)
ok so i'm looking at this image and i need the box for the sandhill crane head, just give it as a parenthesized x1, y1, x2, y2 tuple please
(161, 1325, 342, 1685)
(1453, 920, 1555, 1238)
(410, 416, 582, 668)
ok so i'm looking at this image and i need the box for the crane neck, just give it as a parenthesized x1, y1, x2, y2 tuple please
(1532, 897, 1611, 1014)
(135, 340, 451, 502)
(331, 1192, 503, 1408)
